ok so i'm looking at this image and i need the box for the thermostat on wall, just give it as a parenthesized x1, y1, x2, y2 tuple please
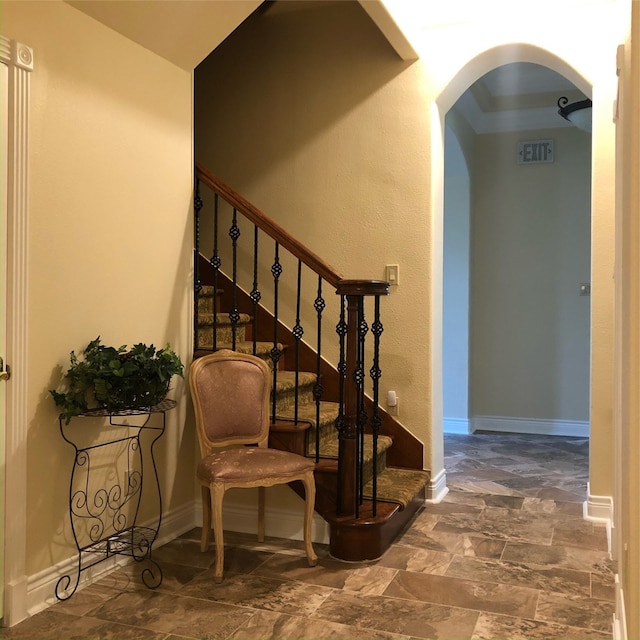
(517, 139, 554, 164)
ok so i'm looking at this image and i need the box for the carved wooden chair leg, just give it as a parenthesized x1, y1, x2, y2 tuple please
(211, 484, 226, 583)
(200, 485, 211, 552)
(258, 486, 266, 543)
(302, 471, 318, 567)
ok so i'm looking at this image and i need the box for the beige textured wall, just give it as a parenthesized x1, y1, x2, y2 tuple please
(470, 128, 591, 422)
(2, 1, 194, 575)
(196, 0, 624, 497)
(196, 3, 431, 452)
(616, 2, 639, 636)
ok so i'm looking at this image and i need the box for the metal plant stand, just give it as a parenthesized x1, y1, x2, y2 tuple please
(55, 399, 176, 601)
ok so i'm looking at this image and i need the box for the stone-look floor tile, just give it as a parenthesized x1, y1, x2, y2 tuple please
(502, 541, 614, 575)
(152, 536, 214, 569)
(445, 555, 591, 597)
(522, 497, 584, 516)
(472, 612, 611, 639)
(378, 545, 452, 575)
(151, 597, 255, 640)
(47, 580, 122, 617)
(91, 589, 253, 637)
(178, 569, 334, 617)
(591, 572, 616, 601)
(103, 560, 208, 594)
(397, 529, 506, 559)
(383, 570, 539, 619)
(228, 609, 412, 640)
(447, 468, 523, 483)
(535, 592, 616, 633)
(254, 553, 397, 595)
(445, 479, 526, 497)
(312, 591, 479, 639)
(0, 608, 165, 640)
(440, 490, 487, 508)
(420, 500, 483, 516)
(434, 507, 554, 545)
(553, 520, 609, 551)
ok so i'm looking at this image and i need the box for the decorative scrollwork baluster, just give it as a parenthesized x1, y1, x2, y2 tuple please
(335, 294, 347, 513)
(250, 225, 261, 357)
(193, 179, 203, 353)
(313, 277, 325, 463)
(210, 193, 221, 352)
(293, 260, 304, 425)
(355, 298, 369, 512)
(270, 243, 283, 422)
(369, 295, 383, 515)
(229, 209, 241, 351)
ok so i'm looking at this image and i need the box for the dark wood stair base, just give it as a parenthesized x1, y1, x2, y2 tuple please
(326, 490, 425, 561)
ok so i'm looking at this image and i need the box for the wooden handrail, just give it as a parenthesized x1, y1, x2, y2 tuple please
(196, 162, 344, 288)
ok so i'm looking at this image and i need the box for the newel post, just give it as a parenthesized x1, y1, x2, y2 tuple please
(335, 280, 389, 518)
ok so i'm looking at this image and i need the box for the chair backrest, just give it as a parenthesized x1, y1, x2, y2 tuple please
(189, 349, 271, 457)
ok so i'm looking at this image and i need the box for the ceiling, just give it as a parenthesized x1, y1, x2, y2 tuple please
(65, 0, 589, 134)
(452, 62, 590, 134)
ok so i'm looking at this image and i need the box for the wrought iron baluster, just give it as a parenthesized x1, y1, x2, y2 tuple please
(369, 295, 383, 516)
(313, 277, 325, 463)
(292, 260, 304, 425)
(193, 179, 203, 353)
(335, 294, 347, 514)
(229, 209, 241, 351)
(210, 193, 221, 352)
(250, 225, 261, 357)
(270, 243, 283, 422)
(355, 298, 369, 513)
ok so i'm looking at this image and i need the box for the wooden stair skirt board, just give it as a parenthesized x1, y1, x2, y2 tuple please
(328, 467, 430, 561)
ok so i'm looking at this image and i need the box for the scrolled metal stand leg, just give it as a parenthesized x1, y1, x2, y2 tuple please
(141, 558, 163, 589)
(55, 564, 81, 601)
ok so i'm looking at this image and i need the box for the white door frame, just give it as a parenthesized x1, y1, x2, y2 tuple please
(0, 35, 32, 627)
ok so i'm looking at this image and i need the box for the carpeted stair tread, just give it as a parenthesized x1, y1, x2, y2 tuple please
(197, 312, 252, 327)
(363, 467, 430, 509)
(317, 433, 393, 461)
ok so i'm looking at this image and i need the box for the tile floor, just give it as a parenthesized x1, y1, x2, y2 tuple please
(1, 432, 615, 639)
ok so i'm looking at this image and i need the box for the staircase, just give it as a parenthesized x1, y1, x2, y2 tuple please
(193, 162, 429, 561)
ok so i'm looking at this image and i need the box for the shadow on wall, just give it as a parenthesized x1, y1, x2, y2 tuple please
(194, 1, 415, 188)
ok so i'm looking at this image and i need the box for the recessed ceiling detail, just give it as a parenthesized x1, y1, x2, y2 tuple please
(452, 62, 590, 134)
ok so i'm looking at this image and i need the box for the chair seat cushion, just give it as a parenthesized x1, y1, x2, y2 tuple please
(198, 447, 315, 484)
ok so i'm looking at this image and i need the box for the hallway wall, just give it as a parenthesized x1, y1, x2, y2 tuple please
(470, 127, 591, 429)
(2, 0, 195, 580)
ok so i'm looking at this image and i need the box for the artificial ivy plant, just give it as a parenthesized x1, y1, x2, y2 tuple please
(50, 337, 184, 423)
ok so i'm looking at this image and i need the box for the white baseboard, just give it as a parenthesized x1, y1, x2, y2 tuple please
(425, 468, 448, 503)
(613, 574, 627, 640)
(443, 418, 470, 434)
(471, 415, 590, 438)
(24, 501, 199, 621)
(583, 482, 614, 557)
(195, 499, 330, 545)
(3, 575, 28, 627)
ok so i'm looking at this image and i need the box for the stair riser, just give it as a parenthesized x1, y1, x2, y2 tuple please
(274, 384, 315, 414)
(197, 325, 247, 347)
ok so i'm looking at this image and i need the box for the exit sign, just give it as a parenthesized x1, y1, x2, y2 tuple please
(517, 139, 554, 164)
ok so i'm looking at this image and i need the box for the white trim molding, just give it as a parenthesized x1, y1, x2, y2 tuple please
(584, 481, 614, 524)
(26, 501, 198, 619)
(425, 468, 448, 503)
(443, 417, 470, 434)
(613, 574, 628, 640)
(1, 35, 32, 628)
(471, 415, 590, 438)
(194, 499, 330, 546)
